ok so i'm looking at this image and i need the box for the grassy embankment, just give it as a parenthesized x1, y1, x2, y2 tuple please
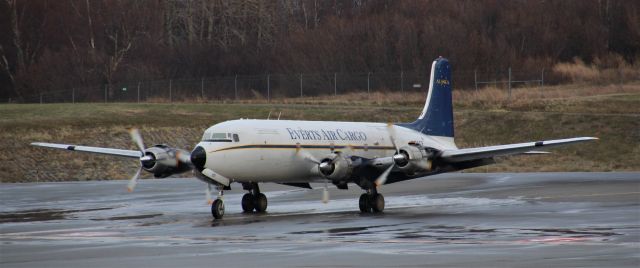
(1, 83, 638, 183)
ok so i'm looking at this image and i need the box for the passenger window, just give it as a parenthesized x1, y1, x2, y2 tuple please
(233, 134, 239, 142)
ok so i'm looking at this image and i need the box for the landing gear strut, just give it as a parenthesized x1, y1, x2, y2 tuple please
(241, 183, 268, 213)
(359, 188, 384, 213)
(211, 187, 225, 219)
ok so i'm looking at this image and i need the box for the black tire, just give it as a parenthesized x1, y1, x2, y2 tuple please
(359, 193, 371, 213)
(241, 193, 255, 212)
(211, 199, 225, 219)
(371, 193, 385, 213)
(254, 193, 268, 212)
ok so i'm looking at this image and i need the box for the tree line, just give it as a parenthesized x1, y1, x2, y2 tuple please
(1, 0, 638, 99)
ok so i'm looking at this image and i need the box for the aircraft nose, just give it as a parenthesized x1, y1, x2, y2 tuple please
(190, 146, 206, 171)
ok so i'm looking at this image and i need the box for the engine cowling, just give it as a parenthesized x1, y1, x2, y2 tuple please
(317, 153, 353, 181)
(394, 145, 432, 175)
(141, 145, 191, 177)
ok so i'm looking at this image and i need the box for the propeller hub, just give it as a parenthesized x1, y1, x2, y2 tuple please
(318, 161, 334, 175)
(392, 152, 409, 166)
(140, 153, 156, 169)
(190, 146, 206, 171)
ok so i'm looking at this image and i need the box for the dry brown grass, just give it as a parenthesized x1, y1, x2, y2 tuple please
(453, 83, 640, 110)
(5, 81, 638, 182)
(552, 55, 640, 84)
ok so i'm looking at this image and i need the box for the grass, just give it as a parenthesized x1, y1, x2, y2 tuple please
(1, 83, 638, 182)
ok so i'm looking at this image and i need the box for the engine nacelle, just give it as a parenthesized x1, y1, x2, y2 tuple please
(395, 145, 432, 175)
(318, 153, 353, 181)
(142, 145, 191, 178)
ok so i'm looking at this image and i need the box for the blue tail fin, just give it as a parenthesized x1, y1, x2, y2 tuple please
(399, 57, 454, 138)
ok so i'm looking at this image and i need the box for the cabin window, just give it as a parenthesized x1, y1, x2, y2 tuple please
(233, 134, 240, 142)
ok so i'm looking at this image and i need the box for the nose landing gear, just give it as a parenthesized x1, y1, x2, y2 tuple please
(211, 188, 225, 219)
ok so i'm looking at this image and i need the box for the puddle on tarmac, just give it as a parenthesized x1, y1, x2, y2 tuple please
(0, 207, 112, 223)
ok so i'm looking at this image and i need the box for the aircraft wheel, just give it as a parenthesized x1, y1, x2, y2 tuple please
(359, 193, 371, 213)
(254, 193, 268, 212)
(371, 193, 385, 213)
(211, 199, 225, 219)
(241, 193, 255, 213)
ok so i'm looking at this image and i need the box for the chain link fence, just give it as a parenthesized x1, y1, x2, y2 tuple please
(4, 69, 546, 103)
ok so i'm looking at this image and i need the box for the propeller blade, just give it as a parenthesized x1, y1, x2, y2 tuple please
(322, 180, 330, 204)
(129, 128, 146, 153)
(374, 164, 394, 187)
(127, 166, 142, 192)
(386, 123, 400, 152)
(296, 145, 320, 164)
(322, 187, 330, 204)
(416, 159, 433, 171)
(176, 150, 191, 165)
(205, 184, 213, 205)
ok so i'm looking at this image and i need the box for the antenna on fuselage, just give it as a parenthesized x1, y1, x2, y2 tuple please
(267, 111, 272, 120)
(277, 111, 281, 120)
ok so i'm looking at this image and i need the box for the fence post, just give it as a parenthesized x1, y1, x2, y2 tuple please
(300, 73, 303, 98)
(474, 70, 478, 92)
(201, 78, 204, 100)
(400, 71, 404, 92)
(72, 88, 75, 104)
(104, 85, 107, 103)
(137, 81, 141, 103)
(508, 67, 512, 101)
(40, 93, 43, 104)
(334, 73, 337, 96)
(541, 68, 544, 96)
(234, 74, 238, 100)
(267, 74, 270, 102)
(169, 79, 172, 103)
(367, 72, 371, 95)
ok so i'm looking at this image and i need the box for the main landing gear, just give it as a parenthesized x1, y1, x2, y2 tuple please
(241, 182, 268, 213)
(359, 188, 385, 213)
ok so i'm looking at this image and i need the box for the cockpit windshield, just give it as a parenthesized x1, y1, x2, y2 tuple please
(201, 132, 239, 142)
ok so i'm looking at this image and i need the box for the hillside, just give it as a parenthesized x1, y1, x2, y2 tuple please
(1, 83, 638, 183)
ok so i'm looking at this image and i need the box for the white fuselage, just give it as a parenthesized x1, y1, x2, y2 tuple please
(195, 119, 457, 183)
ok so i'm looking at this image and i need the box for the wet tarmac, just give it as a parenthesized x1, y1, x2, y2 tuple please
(1, 172, 639, 267)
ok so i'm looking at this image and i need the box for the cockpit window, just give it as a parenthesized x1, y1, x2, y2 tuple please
(211, 133, 227, 140)
(202, 132, 232, 142)
(232, 134, 239, 142)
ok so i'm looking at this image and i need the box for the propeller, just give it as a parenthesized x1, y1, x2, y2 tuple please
(127, 128, 154, 192)
(295, 144, 320, 164)
(322, 180, 330, 204)
(374, 123, 404, 187)
(205, 183, 213, 205)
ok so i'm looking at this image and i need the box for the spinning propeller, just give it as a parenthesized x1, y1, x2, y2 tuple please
(374, 123, 404, 187)
(127, 128, 154, 192)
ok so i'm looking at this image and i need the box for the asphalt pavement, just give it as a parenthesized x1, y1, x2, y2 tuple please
(1, 172, 639, 267)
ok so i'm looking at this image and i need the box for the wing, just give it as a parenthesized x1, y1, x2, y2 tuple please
(31, 142, 141, 158)
(439, 137, 597, 163)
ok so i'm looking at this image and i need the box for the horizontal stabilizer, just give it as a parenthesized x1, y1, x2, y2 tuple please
(440, 137, 597, 162)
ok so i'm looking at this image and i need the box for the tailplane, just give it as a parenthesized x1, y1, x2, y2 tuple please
(399, 57, 454, 138)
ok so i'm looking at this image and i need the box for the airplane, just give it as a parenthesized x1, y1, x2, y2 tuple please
(32, 57, 597, 219)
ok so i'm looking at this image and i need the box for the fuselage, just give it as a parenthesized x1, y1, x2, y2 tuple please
(195, 119, 457, 183)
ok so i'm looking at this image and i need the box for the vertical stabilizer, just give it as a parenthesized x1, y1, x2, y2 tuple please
(399, 57, 454, 138)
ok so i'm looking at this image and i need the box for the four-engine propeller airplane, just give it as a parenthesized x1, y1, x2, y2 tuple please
(32, 57, 597, 219)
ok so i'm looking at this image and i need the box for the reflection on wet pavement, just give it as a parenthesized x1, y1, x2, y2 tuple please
(1, 172, 639, 267)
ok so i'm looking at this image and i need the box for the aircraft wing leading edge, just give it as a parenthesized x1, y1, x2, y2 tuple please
(31, 142, 142, 158)
(439, 137, 597, 163)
